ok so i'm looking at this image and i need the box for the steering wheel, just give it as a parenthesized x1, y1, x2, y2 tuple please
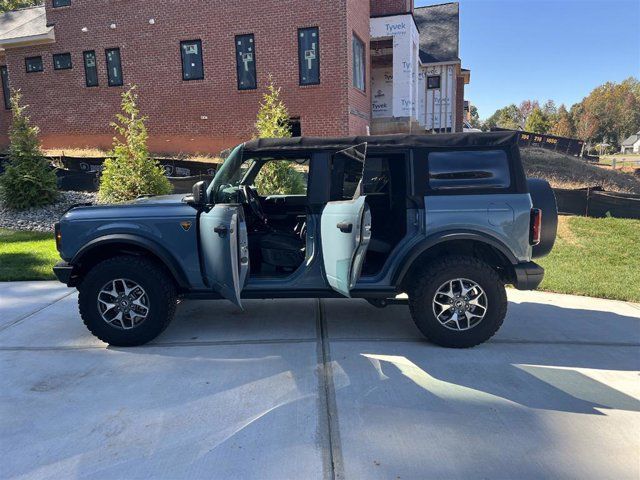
(241, 185, 268, 225)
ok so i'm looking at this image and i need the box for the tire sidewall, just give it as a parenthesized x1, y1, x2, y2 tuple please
(410, 260, 506, 347)
(79, 258, 174, 346)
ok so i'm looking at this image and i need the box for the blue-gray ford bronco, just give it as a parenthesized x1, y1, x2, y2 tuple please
(54, 132, 557, 348)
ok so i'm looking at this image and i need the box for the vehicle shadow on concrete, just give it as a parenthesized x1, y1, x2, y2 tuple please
(140, 297, 640, 417)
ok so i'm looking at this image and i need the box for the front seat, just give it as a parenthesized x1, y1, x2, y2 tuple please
(255, 230, 305, 268)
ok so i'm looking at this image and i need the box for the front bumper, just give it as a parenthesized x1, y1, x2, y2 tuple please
(513, 261, 544, 290)
(53, 261, 77, 286)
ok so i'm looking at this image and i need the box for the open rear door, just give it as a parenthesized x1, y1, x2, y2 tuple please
(199, 204, 249, 307)
(320, 144, 371, 298)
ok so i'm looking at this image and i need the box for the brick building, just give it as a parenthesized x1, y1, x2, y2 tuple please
(0, 0, 469, 154)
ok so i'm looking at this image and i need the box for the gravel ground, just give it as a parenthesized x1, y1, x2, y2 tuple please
(0, 191, 96, 232)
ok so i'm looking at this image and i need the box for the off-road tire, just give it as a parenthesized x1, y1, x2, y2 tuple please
(408, 255, 507, 348)
(78, 255, 177, 346)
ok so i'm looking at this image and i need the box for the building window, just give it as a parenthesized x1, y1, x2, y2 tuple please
(235, 34, 256, 90)
(105, 48, 123, 86)
(83, 51, 98, 87)
(53, 53, 72, 70)
(427, 75, 441, 89)
(25, 56, 43, 73)
(181, 40, 204, 81)
(52, 0, 71, 6)
(298, 27, 319, 85)
(352, 34, 365, 91)
(1, 66, 10, 110)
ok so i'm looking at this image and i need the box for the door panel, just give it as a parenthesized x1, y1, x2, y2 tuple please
(320, 195, 371, 297)
(199, 204, 249, 307)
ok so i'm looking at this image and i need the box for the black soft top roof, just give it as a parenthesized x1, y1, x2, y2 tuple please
(243, 131, 518, 152)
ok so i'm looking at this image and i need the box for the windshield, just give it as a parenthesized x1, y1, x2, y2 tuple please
(207, 144, 253, 202)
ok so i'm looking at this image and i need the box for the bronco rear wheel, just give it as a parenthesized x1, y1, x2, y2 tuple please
(408, 255, 507, 348)
(78, 255, 177, 346)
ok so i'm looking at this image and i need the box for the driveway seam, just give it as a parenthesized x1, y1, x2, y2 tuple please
(0, 290, 75, 333)
(2, 337, 637, 352)
(328, 337, 640, 347)
(315, 299, 344, 480)
(0, 338, 317, 351)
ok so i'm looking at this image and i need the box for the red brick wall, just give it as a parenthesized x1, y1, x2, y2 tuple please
(370, 0, 413, 16)
(347, 0, 372, 135)
(1, 0, 370, 155)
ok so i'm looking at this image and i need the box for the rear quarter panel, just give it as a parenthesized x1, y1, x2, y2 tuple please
(424, 194, 533, 262)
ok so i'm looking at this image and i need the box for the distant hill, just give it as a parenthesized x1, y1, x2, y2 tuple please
(521, 147, 640, 194)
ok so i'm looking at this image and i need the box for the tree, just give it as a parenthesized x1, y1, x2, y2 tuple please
(518, 100, 540, 128)
(0, 90, 57, 210)
(468, 105, 481, 129)
(0, 0, 42, 13)
(254, 77, 304, 195)
(572, 77, 640, 148)
(549, 104, 574, 138)
(524, 107, 551, 134)
(98, 86, 172, 203)
(484, 104, 521, 131)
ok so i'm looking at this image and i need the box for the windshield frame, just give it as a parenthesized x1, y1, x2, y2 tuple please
(207, 143, 248, 203)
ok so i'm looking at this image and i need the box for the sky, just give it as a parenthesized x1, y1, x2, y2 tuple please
(414, 0, 640, 119)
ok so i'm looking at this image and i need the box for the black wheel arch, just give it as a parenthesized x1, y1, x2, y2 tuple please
(70, 234, 190, 290)
(394, 231, 519, 289)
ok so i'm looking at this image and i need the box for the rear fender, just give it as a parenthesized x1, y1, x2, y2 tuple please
(393, 231, 518, 287)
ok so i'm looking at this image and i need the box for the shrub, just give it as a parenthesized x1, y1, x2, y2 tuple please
(0, 90, 57, 211)
(98, 86, 171, 203)
(255, 161, 305, 195)
(254, 76, 304, 195)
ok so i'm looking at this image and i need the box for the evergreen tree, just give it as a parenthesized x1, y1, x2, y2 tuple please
(0, 90, 57, 210)
(98, 86, 172, 203)
(254, 77, 304, 195)
(549, 105, 574, 138)
(525, 107, 551, 134)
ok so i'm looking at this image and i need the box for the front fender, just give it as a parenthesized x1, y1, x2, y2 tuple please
(71, 234, 191, 289)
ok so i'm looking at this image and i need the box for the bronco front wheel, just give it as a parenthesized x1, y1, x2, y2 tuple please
(408, 255, 507, 348)
(78, 255, 177, 346)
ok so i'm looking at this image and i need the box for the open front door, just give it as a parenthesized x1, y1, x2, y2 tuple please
(320, 143, 371, 298)
(199, 204, 249, 307)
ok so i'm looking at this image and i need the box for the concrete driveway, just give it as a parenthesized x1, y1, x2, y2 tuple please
(1, 282, 639, 480)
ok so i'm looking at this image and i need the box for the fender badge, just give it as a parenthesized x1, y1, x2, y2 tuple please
(180, 221, 192, 231)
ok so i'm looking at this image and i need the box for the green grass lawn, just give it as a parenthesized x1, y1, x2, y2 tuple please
(0, 229, 58, 281)
(538, 216, 640, 302)
(1, 217, 639, 303)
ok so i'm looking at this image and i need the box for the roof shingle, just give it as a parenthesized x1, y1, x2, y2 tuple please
(414, 2, 460, 64)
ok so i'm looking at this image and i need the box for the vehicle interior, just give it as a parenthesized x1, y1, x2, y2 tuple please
(213, 146, 408, 280)
(330, 150, 408, 276)
(239, 156, 310, 277)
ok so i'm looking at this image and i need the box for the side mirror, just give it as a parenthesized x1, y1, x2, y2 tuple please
(190, 180, 208, 207)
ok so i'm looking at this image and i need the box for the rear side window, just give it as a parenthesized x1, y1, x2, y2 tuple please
(428, 150, 510, 191)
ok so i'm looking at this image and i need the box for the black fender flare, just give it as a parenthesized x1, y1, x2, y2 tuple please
(393, 230, 519, 286)
(71, 234, 190, 289)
